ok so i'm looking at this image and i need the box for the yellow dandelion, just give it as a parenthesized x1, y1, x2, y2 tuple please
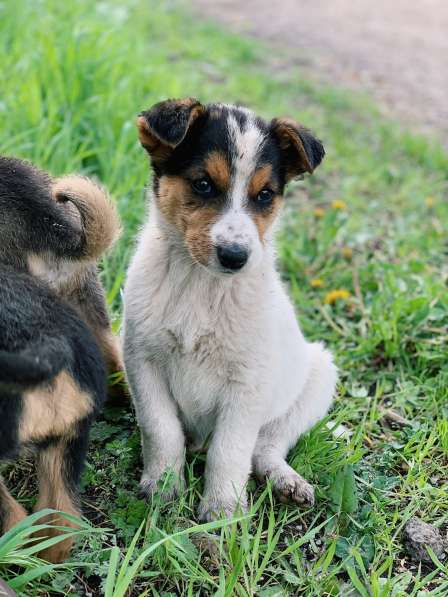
(331, 199, 347, 210)
(324, 289, 350, 305)
(314, 207, 325, 218)
(310, 278, 324, 288)
(341, 247, 353, 259)
(425, 196, 435, 208)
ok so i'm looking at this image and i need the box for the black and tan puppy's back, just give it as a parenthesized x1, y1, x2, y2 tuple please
(0, 269, 105, 563)
(0, 157, 119, 562)
(0, 157, 122, 374)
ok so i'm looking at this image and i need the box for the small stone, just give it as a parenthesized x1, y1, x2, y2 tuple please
(402, 517, 447, 564)
(192, 533, 221, 569)
(0, 579, 17, 597)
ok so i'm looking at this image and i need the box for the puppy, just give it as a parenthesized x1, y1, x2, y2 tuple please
(123, 99, 337, 521)
(0, 157, 119, 562)
(0, 159, 123, 374)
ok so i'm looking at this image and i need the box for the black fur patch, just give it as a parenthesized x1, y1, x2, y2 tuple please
(270, 118, 325, 178)
(297, 127, 325, 172)
(0, 157, 85, 268)
(139, 98, 203, 147)
(0, 266, 106, 459)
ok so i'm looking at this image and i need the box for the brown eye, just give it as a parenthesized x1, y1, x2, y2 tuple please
(256, 188, 274, 205)
(192, 177, 214, 197)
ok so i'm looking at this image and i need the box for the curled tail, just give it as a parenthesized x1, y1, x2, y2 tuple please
(52, 175, 121, 261)
(0, 340, 70, 389)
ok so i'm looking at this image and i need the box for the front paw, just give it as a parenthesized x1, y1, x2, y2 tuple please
(140, 469, 185, 503)
(198, 493, 247, 522)
(274, 472, 315, 508)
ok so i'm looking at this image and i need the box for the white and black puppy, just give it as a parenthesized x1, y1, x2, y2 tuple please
(123, 99, 337, 521)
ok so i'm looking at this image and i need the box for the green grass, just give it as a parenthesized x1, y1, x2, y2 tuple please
(1, 0, 447, 594)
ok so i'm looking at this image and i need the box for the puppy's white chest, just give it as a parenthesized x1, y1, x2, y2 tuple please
(162, 306, 230, 382)
(161, 319, 229, 441)
(156, 273, 264, 415)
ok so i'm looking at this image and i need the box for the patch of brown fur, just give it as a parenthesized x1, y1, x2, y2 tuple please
(27, 252, 88, 294)
(27, 255, 122, 384)
(137, 116, 173, 161)
(247, 165, 283, 242)
(248, 165, 273, 197)
(0, 478, 28, 533)
(156, 176, 191, 229)
(184, 207, 219, 265)
(33, 443, 80, 563)
(252, 196, 283, 243)
(157, 176, 219, 265)
(19, 372, 93, 444)
(204, 151, 230, 191)
(93, 327, 124, 373)
(271, 118, 313, 178)
(52, 175, 121, 261)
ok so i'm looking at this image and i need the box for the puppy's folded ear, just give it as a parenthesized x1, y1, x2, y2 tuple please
(137, 98, 205, 161)
(271, 118, 325, 181)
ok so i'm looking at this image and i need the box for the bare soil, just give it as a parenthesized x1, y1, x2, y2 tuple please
(192, 0, 448, 144)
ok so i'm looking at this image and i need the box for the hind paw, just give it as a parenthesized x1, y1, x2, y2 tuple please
(272, 471, 315, 508)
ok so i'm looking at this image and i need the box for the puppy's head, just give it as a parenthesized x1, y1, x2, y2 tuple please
(138, 98, 324, 275)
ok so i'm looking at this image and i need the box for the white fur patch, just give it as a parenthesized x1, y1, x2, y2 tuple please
(226, 112, 265, 211)
(209, 112, 266, 270)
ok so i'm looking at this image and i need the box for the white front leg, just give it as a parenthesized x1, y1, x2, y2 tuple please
(125, 355, 186, 499)
(198, 391, 263, 521)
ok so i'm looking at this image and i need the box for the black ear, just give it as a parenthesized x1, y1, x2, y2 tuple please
(137, 98, 205, 160)
(271, 118, 325, 181)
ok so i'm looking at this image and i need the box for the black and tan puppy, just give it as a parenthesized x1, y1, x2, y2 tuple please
(0, 157, 120, 562)
(0, 158, 123, 373)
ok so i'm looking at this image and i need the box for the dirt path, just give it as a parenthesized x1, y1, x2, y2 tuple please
(192, 0, 448, 144)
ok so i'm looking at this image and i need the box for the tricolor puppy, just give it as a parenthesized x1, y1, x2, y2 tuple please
(0, 157, 119, 562)
(124, 99, 337, 520)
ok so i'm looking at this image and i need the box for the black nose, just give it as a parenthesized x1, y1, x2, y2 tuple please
(217, 244, 249, 271)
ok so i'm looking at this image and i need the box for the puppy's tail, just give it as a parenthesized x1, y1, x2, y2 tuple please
(52, 175, 121, 261)
(0, 340, 69, 389)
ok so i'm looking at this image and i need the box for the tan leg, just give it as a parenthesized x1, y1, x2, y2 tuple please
(96, 328, 124, 374)
(0, 478, 28, 533)
(33, 442, 81, 564)
(95, 329, 130, 405)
